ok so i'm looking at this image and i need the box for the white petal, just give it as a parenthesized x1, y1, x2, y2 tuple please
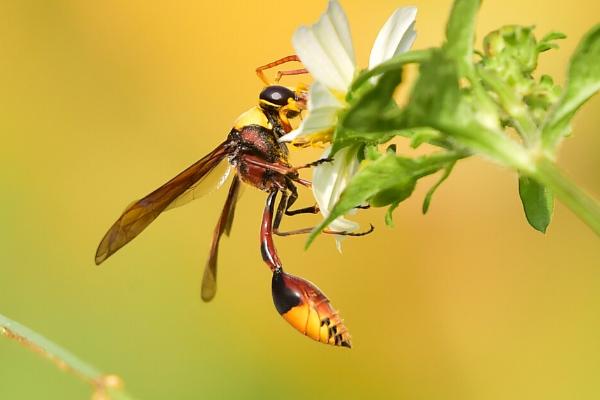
(322, 0, 355, 64)
(369, 6, 418, 69)
(312, 146, 361, 250)
(278, 82, 343, 142)
(293, 0, 356, 91)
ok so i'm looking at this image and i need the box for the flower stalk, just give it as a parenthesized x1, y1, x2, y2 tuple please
(1, 313, 136, 400)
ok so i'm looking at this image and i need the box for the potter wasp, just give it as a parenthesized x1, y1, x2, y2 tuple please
(95, 56, 371, 348)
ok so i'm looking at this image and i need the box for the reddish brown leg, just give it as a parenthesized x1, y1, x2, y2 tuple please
(272, 189, 375, 237)
(275, 68, 309, 83)
(275, 225, 375, 237)
(241, 154, 311, 188)
(243, 154, 296, 176)
(261, 190, 283, 272)
(281, 181, 319, 216)
(256, 55, 303, 85)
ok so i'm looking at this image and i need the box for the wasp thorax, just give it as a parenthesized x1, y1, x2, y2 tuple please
(259, 85, 295, 107)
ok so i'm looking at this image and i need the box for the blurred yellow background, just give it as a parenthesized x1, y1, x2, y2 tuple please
(1, 0, 599, 399)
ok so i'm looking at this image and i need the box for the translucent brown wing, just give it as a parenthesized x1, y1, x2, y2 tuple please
(165, 160, 232, 211)
(201, 174, 241, 302)
(95, 141, 230, 265)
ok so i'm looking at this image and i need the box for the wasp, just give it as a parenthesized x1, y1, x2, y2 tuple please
(95, 56, 371, 347)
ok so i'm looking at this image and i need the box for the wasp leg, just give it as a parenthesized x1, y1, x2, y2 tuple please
(274, 225, 375, 237)
(272, 189, 375, 237)
(275, 68, 309, 83)
(256, 55, 303, 85)
(282, 181, 319, 216)
(242, 154, 310, 188)
(243, 154, 297, 176)
(286, 205, 319, 216)
(295, 157, 334, 170)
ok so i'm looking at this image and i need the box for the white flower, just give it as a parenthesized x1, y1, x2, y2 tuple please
(280, 0, 417, 249)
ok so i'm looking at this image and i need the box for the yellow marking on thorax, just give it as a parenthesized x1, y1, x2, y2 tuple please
(233, 106, 272, 131)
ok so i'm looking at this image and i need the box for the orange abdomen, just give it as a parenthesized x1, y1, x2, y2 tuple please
(272, 270, 351, 348)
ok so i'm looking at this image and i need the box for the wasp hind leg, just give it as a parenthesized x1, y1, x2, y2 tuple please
(261, 191, 351, 348)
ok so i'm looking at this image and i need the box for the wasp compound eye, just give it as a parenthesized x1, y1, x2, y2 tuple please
(260, 85, 295, 107)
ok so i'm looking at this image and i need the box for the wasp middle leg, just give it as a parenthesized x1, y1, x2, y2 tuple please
(272, 184, 375, 237)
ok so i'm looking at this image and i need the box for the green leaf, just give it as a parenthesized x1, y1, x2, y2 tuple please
(540, 31, 567, 42)
(538, 31, 567, 53)
(305, 154, 415, 248)
(306, 152, 464, 248)
(350, 49, 432, 92)
(341, 71, 402, 134)
(363, 144, 382, 161)
(542, 24, 600, 150)
(444, 0, 481, 70)
(410, 128, 444, 148)
(385, 202, 400, 227)
(422, 161, 456, 214)
(404, 51, 464, 128)
(518, 176, 554, 233)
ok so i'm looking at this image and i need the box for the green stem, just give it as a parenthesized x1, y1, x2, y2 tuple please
(0, 313, 136, 400)
(533, 158, 600, 236)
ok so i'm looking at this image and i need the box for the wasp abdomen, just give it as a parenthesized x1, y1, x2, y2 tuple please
(272, 270, 352, 348)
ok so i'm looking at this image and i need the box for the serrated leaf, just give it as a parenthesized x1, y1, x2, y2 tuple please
(518, 176, 554, 233)
(543, 24, 600, 150)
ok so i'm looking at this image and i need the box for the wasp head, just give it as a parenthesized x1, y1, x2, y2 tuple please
(259, 85, 307, 118)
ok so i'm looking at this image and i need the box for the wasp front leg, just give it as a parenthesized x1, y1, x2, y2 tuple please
(256, 55, 307, 85)
(261, 191, 352, 348)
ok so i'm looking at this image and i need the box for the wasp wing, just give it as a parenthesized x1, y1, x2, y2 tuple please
(95, 141, 229, 265)
(165, 161, 232, 211)
(201, 174, 241, 302)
